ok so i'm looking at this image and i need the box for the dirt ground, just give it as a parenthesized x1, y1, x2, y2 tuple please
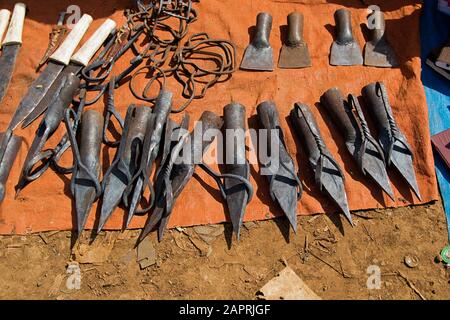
(0, 201, 449, 300)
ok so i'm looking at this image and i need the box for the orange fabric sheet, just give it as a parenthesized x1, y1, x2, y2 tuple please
(0, 0, 438, 234)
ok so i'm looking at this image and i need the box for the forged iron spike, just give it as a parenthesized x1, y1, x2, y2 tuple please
(0, 134, 21, 202)
(123, 113, 156, 227)
(97, 105, 153, 232)
(140, 111, 223, 242)
(363, 11, 398, 68)
(278, 12, 311, 69)
(290, 103, 353, 226)
(240, 12, 274, 71)
(256, 101, 302, 232)
(125, 89, 173, 226)
(320, 87, 395, 201)
(157, 114, 190, 179)
(15, 73, 80, 196)
(330, 9, 363, 66)
(223, 102, 252, 239)
(65, 109, 104, 235)
(362, 82, 421, 200)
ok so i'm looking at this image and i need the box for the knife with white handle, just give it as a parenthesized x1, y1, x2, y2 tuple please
(21, 18, 117, 128)
(0, 4, 25, 104)
(5, 13, 93, 132)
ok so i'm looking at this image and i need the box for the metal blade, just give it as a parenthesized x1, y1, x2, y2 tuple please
(360, 140, 395, 201)
(320, 157, 353, 226)
(364, 40, 399, 68)
(98, 166, 129, 232)
(126, 176, 144, 228)
(224, 164, 249, 240)
(278, 43, 311, 69)
(0, 45, 20, 104)
(7, 61, 64, 131)
(240, 45, 274, 71)
(22, 64, 82, 129)
(0, 134, 21, 202)
(330, 41, 363, 66)
(74, 175, 97, 234)
(389, 140, 421, 200)
(139, 206, 164, 242)
(270, 169, 298, 233)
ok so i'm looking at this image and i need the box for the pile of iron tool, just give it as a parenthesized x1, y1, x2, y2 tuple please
(241, 9, 398, 70)
(0, 2, 421, 243)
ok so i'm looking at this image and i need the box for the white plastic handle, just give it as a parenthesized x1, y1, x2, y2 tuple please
(2, 3, 26, 45)
(49, 13, 93, 65)
(71, 18, 116, 66)
(0, 9, 11, 44)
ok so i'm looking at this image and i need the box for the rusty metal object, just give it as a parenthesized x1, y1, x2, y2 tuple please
(364, 10, 398, 67)
(362, 82, 420, 200)
(198, 103, 253, 240)
(123, 89, 172, 227)
(15, 73, 80, 196)
(320, 87, 394, 200)
(278, 12, 311, 69)
(64, 109, 103, 234)
(257, 101, 302, 232)
(98, 105, 153, 232)
(289, 103, 352, 226)
(240, 12, 274, 71)
(223, 103, 253, 239)
(36, 12, 68, 72)
(140, 111, 223, 242)
(330, 9, 363, 66)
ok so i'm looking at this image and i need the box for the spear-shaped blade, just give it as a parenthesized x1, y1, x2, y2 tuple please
(97, 105, 152, 232)
(124, 89, 172, 227)
(140, 111, 223, 242)
(290, 103, 353, 226)
(320, 88, 394, 200)
(257, 101, 302, 232)
(223, 102, 252, 239)
(362, 82, 420, 200)
(66, 110, 104, 235)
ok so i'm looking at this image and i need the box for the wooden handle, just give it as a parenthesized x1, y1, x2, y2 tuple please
(71, 18, 116, 66)
(49, 13, 93, 65)
(0, 9, 11, 44)
(2, 3, 26, 45)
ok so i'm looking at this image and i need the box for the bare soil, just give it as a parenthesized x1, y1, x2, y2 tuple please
(0, 202, 449, 300)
